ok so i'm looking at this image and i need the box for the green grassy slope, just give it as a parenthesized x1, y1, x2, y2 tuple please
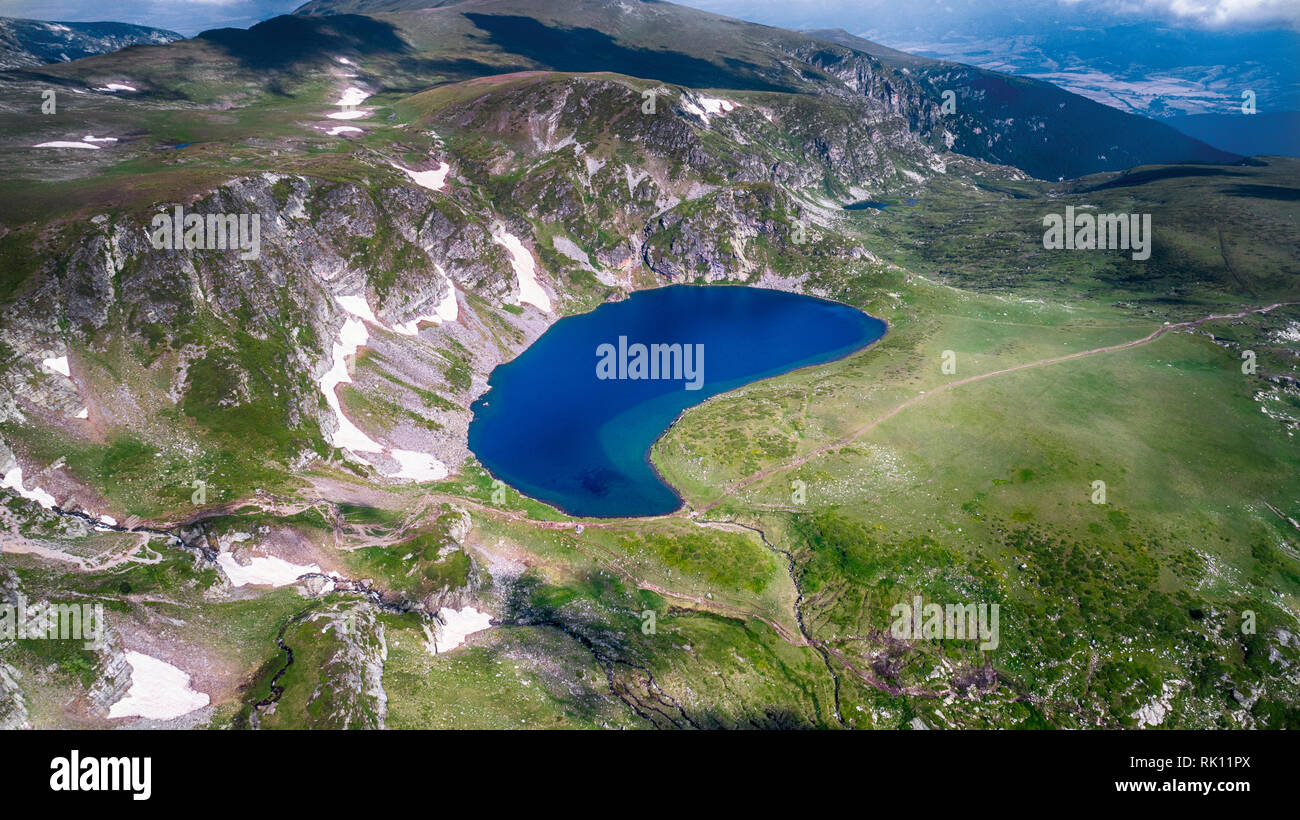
(0, 1, 1296, 731)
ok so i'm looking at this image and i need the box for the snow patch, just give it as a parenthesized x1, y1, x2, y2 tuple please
(391, 275, 458, 335)
(492, 231, 551, 312)
(217, 550, 322, 587)
(427, 606, 492, 653)
(317, 295, 450, 481)
(388, 448, 449, 481)
(682, 94, 738, 125)
(108, 651, 209, 721)
(42, 355, 70, 377)
(335, 87, 369, 107)
(698, 96, 737, 115)
(1, 467, 56, 509)
(34, 141, 100, 150)
(342, 281, 457, 336)
(321, 317, 384, 455)
(337, 294, 379, 324)
(391, 160, 450, 191)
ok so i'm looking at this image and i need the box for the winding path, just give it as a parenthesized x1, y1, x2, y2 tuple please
(16, 302, 1290, 727)
(695, 301, 1295, 513)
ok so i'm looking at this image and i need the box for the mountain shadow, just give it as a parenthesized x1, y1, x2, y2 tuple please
(197, 14, 411, 70)
(462, 13, 799, 93)
(1082, 166, 1246, 192)
(1220, 183, 1300, 202)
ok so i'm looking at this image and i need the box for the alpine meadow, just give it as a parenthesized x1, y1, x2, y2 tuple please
(0, 0, 1296, 750)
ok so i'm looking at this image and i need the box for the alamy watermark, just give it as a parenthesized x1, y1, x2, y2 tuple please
(890, 595, 999, 651)
(0, 593, 105, 649)
(940, 89, 957, 115)
(596, 337, 704, 390)
(1042, 206, 1151, 261)
(50, 750, 151, 801)
(150, 206, 260, 260)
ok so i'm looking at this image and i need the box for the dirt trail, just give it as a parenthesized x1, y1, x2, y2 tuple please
(229, 301, 1295, 677)
(697, 301, 1296, 513)
(20, 301, 1279, 725)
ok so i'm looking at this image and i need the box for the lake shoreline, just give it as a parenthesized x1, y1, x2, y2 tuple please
(467, 283, 890, 519)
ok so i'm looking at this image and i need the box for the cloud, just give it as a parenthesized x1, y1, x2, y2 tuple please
(683, 0, 1300, 30)
(0, 0, 301, 36)
(1072, 0, 1300, 28)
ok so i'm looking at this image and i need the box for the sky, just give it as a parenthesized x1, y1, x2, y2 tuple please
(680, 0, 1300, 32)
(675, 0, 1299, 118)
(0, 0, 1296, 38)
(0, 0, 301, 35)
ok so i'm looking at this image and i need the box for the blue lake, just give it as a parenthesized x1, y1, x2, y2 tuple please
(843, 199, 918, 210)
(467, 285, 887, 518)
(843, 200, 890, 210)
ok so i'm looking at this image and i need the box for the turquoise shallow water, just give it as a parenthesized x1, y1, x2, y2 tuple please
(467, 285, 887, 517)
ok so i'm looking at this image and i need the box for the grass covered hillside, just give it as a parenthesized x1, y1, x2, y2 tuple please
(0, 0, 1296, 731)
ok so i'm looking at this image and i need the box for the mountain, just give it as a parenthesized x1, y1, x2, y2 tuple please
(297, 0, 1239, 179)
(3, 0, 1238, 180)
(879, 23, 1300, 121)
(1167, 111, 1300, 160)
(0, 2, 302, 36)
(0, 17, 181, 69)
(301, 0, 1237, 179)
(807, 27, 1239, 179)
(676, 3, 1300, 121)
(0, 0, 1297, 732)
